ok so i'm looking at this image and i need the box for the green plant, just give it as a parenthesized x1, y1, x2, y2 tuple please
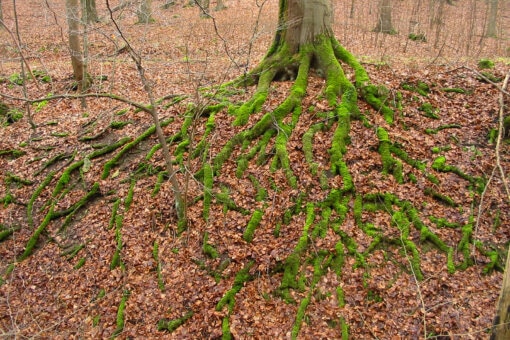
(9, 73, 24, 85)
(408, 33, 426, 42)
(478, 59, 494, 69)
(1, 108, 23, 126)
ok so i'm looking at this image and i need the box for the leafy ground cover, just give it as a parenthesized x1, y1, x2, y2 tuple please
(1, 0, 509, 338)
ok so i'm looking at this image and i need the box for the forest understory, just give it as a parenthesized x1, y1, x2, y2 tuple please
(1, 0, 510, 338)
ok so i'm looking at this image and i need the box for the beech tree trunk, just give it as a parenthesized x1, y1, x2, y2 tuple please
(82, 0, 98, 23)
(492, 250, 510, 339)
(374, 0, 396, 34)
(0, 0, 3, 25)
(66, 0, 87, 90)
(137, 0, 154, 23)
(486, 0, 499, 37)
(276, 0, 333, 53)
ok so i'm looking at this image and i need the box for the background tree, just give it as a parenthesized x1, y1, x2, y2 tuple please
(137, 0, 154, 23)
(486, 0, 499, 37)
(374, 0, 396, 34)
(66, 0, 90, 96)
(82, 0, 98, 23)
(0, 0, 508, 338)
(0, 0, 3, 26)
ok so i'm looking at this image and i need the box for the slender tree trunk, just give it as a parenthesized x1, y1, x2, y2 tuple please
(198, 0, 210, 17)
(374, 0, 396, 34)
(215, 0, 226, 11)
(486, 0, 499, 37)
(0, 0, 4, 25)
(277, 0, 333, 53)
(66, 0, 88, 91)
(81, 0, 98, 23)
(433, 0, 445, 48)
(163, 0, 175, 9)
(492, 250, 510, 339)
(137, 0, 154, 23)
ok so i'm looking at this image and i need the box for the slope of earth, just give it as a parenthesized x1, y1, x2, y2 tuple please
(1, 1, 510, 339)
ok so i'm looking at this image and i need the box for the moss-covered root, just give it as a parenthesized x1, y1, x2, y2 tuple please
(215, 261, 254, 339)
(157, 311, 194, 333)
(330, 37, 394, 123)
(111, 290, 130, 339)
(292, 253, 332, 340)
(216, 261, 254, 312)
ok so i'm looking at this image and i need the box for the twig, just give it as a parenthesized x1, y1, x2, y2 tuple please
(495, 71, 510, 201)
(1, 92, 153, 114)
(105, 0, 186, 224)
(463, 66, 510, 97)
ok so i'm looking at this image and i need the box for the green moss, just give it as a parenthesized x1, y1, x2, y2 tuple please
(157, 311, 194, 333)
(332, 240, 345, 276)
(248, 175, 267, 201)
(390, 145, 426, 170)
(102, 120, 174, 179)
(429, 216, 460, 228)
(2, 149, 25, 159)
(442, 87, 467, 94)
(108, 121, 130, 130)
(425, 124, 461, 134)
(109, 198, 121, 229)
(62, 243, 85, 260)
(213, 132, 247, 172)
(203, 163, 213, 220)
(408, 33, 426, 42)
(221, 316, 231, 340)
(203, 232, 219, 259)
(478, 59, 494, 69)
(152, 171, 168, 197)
(18, 203, 55, 261)
(424, 187, 457, 207)
(233, 88, 270, 126)
(1, 107, 23, 126)
(272, 126, 297, 188)
(478, 71, 501, 83)
(74, 257, 86, 269)
(377, 127, 402, 182)
(152, 240, 159, 261)
(215, 187, 249, 215)
(419, 102, 439, 119)
(0, 226, 19, 242)
(313, 207, 331, 238)
(457, 217, 474, 270)
(302, 123, 323, 174)
(402, 81, 430, 96)
(336, 286, 345, 307)
(111, 290, 130, 339)
(124, 177, 136, 210)
(52, 160, 84, 197)
(216, 261, 254, 312)
(153, 242, 165, 290)
(110, 214, 124, 270)
(404, 239, 423, 280)
(330, 109, 351, 175)
(243, 209, 264, 243)
(361, 85, 394, 123)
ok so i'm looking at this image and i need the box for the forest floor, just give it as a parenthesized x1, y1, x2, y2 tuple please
(1, 0, 510, 339)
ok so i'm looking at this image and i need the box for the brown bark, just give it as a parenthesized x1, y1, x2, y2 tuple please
(374, 0, 396, 34)
(82, 0, 98, 23)
(66, 0, 86, 88)
(215, 0, 226, 11)
(280, 0, 333, 54)
(137, 0, 154, 23)
(486, 0, 499, 37)
(492, 250, 510, 339)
